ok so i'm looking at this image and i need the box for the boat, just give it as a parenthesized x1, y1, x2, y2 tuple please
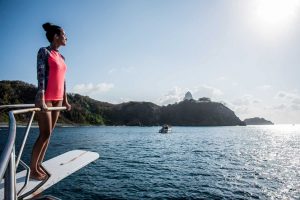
(159, 124, 172, 133)
(0, 104, 99, 200)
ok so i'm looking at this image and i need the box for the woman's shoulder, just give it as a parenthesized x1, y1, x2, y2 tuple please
(38, 46, 51, 52)
(37, 47, 51, 57)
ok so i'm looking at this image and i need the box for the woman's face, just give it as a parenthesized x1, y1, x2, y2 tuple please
(57, 29, 67, 46)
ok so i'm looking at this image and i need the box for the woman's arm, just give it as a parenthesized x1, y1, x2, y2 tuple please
(62, 80, 72, 111)
(35, 48, 48, 110)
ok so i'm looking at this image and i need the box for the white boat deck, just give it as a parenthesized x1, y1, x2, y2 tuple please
(0, 150, 99, 199)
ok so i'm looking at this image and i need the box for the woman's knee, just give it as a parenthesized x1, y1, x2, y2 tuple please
(37, 110, 52, 128)
(38, 129, 52, 140)
(51, 111, 60, 126)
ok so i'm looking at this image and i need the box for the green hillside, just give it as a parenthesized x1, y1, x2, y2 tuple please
(0, 80, 245, 126)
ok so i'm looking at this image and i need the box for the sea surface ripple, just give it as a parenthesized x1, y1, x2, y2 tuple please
(0, 125, 299, 199)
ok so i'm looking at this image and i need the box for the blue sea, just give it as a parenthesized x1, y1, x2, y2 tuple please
(0, 125, 299, 199)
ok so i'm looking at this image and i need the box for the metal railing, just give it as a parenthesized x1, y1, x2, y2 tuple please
(0, 104, 66, 200)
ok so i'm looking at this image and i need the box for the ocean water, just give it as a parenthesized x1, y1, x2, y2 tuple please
(0, 125, 299, 199)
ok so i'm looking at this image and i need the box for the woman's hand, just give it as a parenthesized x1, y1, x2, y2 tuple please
(35, 90, 48, 111)
(63, 101, 72, 111)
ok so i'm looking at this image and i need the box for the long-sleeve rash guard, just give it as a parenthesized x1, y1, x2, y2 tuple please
(37, 46, 67, 101)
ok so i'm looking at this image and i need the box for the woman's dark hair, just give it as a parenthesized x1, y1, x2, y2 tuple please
(42, 22, 62, 43)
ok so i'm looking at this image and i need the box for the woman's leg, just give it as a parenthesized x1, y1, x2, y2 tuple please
(30, 103, 53, 179)
(37, 100, 62, 173)
(51, 100, 63, 128)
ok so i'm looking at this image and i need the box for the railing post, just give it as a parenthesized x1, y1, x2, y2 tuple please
(4, 148, 16, 200)
(16, 111, 36, 168)
(0, 111, 17, 181)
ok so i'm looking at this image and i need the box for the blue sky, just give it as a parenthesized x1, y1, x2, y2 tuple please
(1, 0, 300, 124)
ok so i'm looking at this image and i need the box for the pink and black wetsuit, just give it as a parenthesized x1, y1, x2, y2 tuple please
(36, 46, 67, 101)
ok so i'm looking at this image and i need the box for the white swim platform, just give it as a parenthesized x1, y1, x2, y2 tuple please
(0, 104, 99, 199)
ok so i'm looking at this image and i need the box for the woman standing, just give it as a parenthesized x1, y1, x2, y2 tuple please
(30, 22, 71, 180)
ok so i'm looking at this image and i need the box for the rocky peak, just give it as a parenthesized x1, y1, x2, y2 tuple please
(184, 91, 193, 101)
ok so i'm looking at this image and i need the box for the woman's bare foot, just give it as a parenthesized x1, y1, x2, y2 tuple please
(37, 164, 48, 176)
(30, 169, 47, 181)
(32, 164, 47, 176)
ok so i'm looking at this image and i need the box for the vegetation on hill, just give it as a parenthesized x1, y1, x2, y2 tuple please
(1, 80, 245, 126)
(160, 100, 244, 126)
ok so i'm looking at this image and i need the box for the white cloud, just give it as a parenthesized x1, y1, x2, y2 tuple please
(273, 104, 286, 110)
(231, 82, 238, 87)
(275, 90, 300, 111)
(292, 97, 300, 105)
(258, 85, 272, 90)
(290, 104, 300, 110)
(276, 90, 300, 100)
(158, 85, 223, 105)
(193, 85, 223, 98)
(235, 106, 249, 115)
(253, 99, 261, 104)
(158, 86, 185, 105)
(277, 92, 286, 98)
(232, 94, 260, 106)
(217, 76, 227, 81)
(228, 95, 264, 120)
(73, 83, 114, 95)
(107, 97, 132, 104)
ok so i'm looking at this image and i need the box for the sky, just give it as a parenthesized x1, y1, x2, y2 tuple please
(0, 0, 300, 124)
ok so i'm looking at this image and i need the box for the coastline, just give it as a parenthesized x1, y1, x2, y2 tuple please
(1, 122, 298, 129)
(0, 122, 78, 128)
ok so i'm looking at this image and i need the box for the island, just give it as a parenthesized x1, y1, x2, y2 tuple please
(244, 117, 274, 125)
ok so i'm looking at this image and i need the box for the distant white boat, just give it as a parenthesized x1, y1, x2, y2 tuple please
(159, 125, 172, 133)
